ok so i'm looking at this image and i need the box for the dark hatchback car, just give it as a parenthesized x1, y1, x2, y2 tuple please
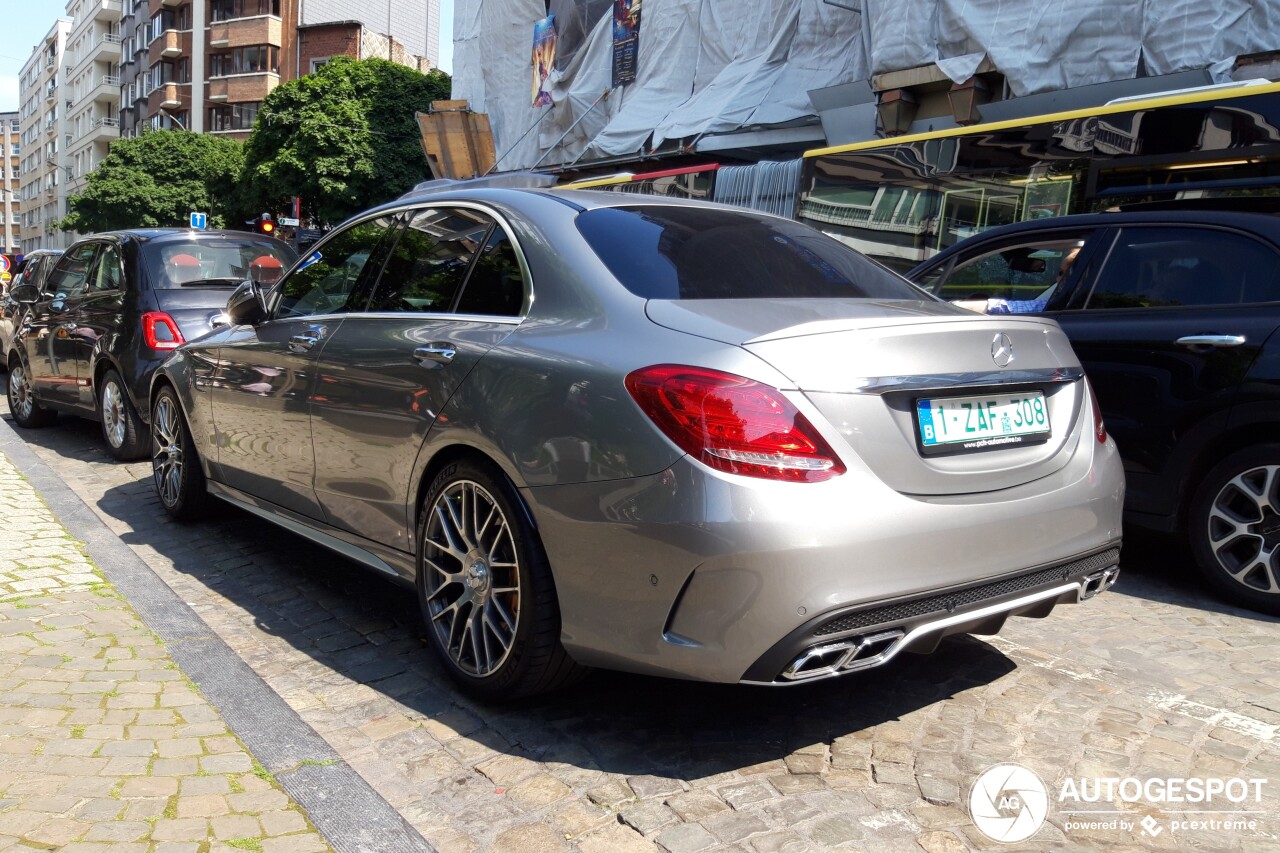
(0, 249, 63, 360)
(5, 230, 294, 459)
(909, 209, 1280, 615)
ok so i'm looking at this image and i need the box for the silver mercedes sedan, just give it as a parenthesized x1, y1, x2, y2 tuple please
(148, 187, 1124, 699)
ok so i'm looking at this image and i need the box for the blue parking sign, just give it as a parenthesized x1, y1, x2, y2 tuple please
(189, 212, 208, 230)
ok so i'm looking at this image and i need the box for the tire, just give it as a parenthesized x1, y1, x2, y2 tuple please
(150, 385, 209, 521)
(416, 459, 587, 699)
(99, 369, 148, 461)
(6, 356, 56, 428)
(1189, 444, 1280, 616)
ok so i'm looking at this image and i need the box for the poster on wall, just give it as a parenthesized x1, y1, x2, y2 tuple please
(612, 0, 642, 87)
(532, 15, 557, 107)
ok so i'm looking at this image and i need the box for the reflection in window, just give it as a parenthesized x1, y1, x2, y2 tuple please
(455, 230, 525, 317)
(275, 218, 395, 318)
(366, 208, 491, 313)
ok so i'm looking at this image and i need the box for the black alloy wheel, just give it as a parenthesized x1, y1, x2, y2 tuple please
(416, 459, 586, 699)
(1190, 445, 1280, 616)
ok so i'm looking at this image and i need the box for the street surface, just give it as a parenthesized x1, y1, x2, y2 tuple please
(1, 398, 1278, 852)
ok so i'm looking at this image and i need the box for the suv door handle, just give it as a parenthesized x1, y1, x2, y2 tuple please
(413, 344, 456, 366)
(1175, 334, 1246, 348)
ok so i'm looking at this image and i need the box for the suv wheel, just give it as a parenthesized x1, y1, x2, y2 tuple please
(150, 385, 208, 520)
(416, 459, 587, 699)
(1190, 445, 1280, 615)
(7, 358, 56, 428)
(99, 369, 147, 460)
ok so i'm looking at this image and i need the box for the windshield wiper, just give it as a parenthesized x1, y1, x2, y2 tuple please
(177, 277, 246, 287)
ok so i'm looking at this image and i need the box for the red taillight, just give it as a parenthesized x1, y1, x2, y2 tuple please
(1086, 378, 1107, 443)
(142, 312, 186, 351)
(625, 364, 845, 483)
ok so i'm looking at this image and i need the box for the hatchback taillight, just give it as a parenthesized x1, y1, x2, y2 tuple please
(625, 364, 845, 483)
(1086, 378, 1107, 443)
(142, 312, 185, 351)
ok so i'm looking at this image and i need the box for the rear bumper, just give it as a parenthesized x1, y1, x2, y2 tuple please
(525, 425, 1124, 684)
(740, 546, 1119, 684)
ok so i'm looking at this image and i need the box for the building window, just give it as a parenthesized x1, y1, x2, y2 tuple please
(208, 102, 260, 132)
(209, 46, 279, 77)
(210, 0, 281, 22)
(310, 57, 330, 73)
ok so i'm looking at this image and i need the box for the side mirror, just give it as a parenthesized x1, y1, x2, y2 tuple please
(9, 283, 39, 304)
(226, 280, 268, 326)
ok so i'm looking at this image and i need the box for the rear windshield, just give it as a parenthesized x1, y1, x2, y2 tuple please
(575, 205, 928, 300)
(143, 239, 296, 289)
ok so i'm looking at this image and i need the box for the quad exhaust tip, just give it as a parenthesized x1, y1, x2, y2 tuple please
(774, 564, 1121, 684)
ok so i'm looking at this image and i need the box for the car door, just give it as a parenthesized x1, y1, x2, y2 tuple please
(23, 242, 99, 407)
(64, 241, 127, 410)
(209, 216, 398, 519)
(1041, 224, 1280, 517)
(309, 205, 526, 552)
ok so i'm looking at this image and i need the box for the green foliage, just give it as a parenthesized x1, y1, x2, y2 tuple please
(60, 131, 246, 233)
(241, 57, 451, 226)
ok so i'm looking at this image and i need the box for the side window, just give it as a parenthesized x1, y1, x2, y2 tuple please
(274, 216, 398, 319)
(935, 236, 1090, 305)
(455, 228, 527, 317)
(1085, 227, 1280, 309)
(44, 243, 99, 299)
(88, 245, 123, 292)
(366, 207, 492, 313)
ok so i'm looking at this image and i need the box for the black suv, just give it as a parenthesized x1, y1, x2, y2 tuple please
(6, 230, 294, 460)
(909, 210, 1280, 615)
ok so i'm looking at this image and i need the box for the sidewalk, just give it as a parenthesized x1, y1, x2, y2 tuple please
(0, 449, 332, 853)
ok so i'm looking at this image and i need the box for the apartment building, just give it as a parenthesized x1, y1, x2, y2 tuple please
(1, 112, 20, 258)
(119, 0, 437, 140)
(16, 18, 74, 253)
(65, 0, 123, 200)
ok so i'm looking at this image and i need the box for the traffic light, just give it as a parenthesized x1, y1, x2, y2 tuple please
(256, 212, 275, 235)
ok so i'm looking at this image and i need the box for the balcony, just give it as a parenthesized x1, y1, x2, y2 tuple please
(208, 16, 282, 50)
(161, 0, 183, 6)
(89, 0, 123, 21)
(206, 74, 278, 104)
(159, 29, 183, 58)
(75, 32, 124, 70)
(78, 75, 121, 107)
(78, 116, 120, 145)
(152, 83, 184, 110)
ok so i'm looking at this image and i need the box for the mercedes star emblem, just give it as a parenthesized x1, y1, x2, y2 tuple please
(992, 333, 1015, 368)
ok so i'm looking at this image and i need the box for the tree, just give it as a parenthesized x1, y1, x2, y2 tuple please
(60, 131, 246, 233)
(241, 57, 451, 226)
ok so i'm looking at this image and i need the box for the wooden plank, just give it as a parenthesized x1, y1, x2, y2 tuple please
(415, 101, 496, 179)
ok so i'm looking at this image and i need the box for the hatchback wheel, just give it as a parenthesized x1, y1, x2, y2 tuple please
(417, 460, 586, 698)
(1190, 445, 1280, 616)
(150, 385, 208, 520)
(6, 359, 56, 428)
(100, 370, 147, 460)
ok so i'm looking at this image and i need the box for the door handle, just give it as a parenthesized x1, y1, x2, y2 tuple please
(288, 334, 319, 352)
(1175, 334, 1246, 348)
(413, 344, 456, 366)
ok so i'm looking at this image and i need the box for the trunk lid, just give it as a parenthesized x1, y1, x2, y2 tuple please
(647, 298, 1088, 495)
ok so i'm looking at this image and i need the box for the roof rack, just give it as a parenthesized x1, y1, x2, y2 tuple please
(400, 171, 558, 199)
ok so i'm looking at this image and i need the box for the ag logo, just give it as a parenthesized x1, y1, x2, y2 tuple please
(969, 763, 1049, 843)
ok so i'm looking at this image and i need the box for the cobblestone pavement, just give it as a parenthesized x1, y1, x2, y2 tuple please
(0, 450, 332, 853)
(4, 407, 1280, 853)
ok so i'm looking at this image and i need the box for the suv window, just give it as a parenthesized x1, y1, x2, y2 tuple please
(576, 205, 923, 300)
(366, 207, 493, 314)
(275, 217, 398, 318)
(44, 243, 99, 299)
(933, 236, 1088, 305)
(1086, 226, 1280, 309)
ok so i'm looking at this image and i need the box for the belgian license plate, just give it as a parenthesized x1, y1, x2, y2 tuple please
(916, 391, 1050, 453)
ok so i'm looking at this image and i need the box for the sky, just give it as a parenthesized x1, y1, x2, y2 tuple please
(1, 0, 454, 113)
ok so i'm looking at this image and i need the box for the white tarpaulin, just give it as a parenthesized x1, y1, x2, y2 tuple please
(454, 0, 1280, 171)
